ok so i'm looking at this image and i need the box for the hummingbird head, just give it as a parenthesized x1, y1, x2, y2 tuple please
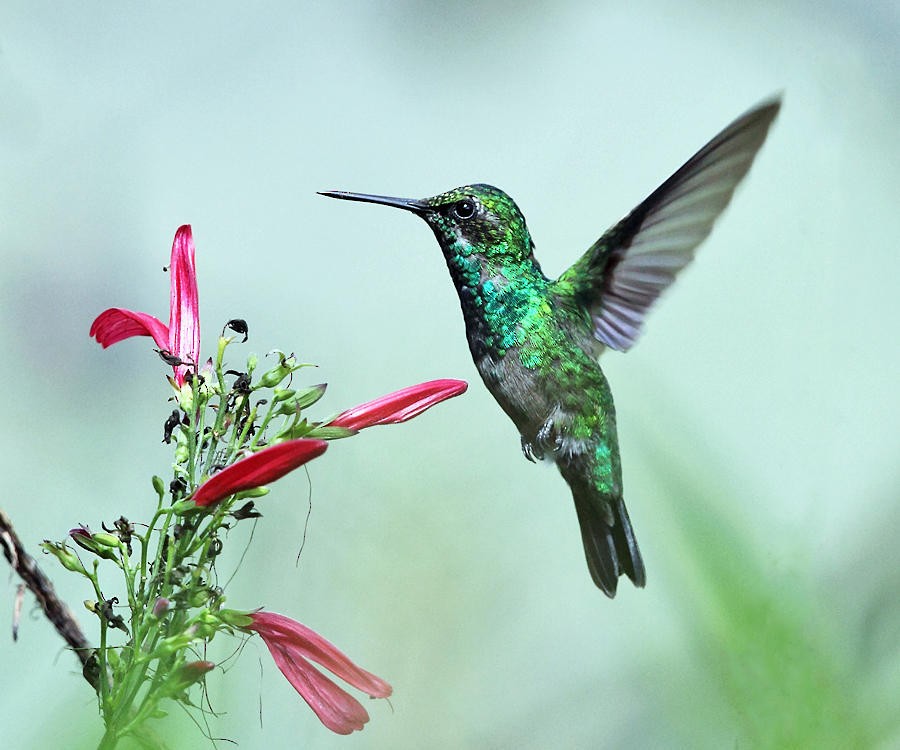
(319, 184, 537, 268)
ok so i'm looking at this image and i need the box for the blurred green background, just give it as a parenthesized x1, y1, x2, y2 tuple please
(2, 2, 898, 748)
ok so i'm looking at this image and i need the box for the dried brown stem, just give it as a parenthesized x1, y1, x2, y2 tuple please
(0, 507, 94, 680)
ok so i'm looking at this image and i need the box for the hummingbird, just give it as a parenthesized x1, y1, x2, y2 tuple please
(320, 98, 780, 597)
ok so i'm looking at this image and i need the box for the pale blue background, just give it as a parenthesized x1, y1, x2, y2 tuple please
(1, 2, 898, 748)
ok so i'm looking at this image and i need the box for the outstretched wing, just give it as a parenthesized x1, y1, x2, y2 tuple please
(557, 97, 781, 352)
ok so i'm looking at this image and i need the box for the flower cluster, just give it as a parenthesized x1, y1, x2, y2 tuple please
(43, 226, 466, 747)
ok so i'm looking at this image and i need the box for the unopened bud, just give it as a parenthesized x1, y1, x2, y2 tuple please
(160, 659, 215, 698)
(69, 527, 119, 561)
(189, 589, 211, 608)
(174, 443, 189, 463)
(258, 366, 290, 389)
(272, 388, 296, 404)
(193, 619, 217, 639)
(152, 598, 171, 618)
(41, 541, 86, 575)
(294, 383, 328, 410)
(91, 532, 121, 549)
(177, 382, 194, 413)
(274, 398, 299, 416)
(257, 350, 301, 388)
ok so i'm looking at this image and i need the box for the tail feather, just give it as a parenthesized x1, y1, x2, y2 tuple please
(572, 488, 646, 597)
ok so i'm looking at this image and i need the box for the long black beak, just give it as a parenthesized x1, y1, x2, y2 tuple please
(318, 190, 431, 215)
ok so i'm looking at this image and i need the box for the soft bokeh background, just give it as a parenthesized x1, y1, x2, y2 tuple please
(2, 2, 898, 748)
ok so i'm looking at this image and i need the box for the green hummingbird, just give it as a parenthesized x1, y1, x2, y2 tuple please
(320, 98, 780, 597)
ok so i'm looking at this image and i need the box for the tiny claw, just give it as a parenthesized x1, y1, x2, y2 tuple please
(520, 436, 541, 463)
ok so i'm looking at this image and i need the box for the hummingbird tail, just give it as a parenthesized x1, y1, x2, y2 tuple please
(570, 484, 646, 597)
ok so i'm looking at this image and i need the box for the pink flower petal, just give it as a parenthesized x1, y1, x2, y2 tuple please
(264, 640, 370, 734)
(89, 308, 169, 350)
(191, 439, 327, 507)
(247, 610, 392, 734)
(331, 379, 468, 431)
(90, 226, 201, 386)
(250, 611, 391, 698)
(168, 225, 200, 386)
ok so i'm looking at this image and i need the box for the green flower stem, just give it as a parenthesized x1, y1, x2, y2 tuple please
(249, 401, 277, 449)
(123, 517, 220, 732)
(191, 403, 208, 488)
(214, 336, 229, 396)
(240, 405, 259, 445)
(188, 508, 228, 584)
(136, 508, 165, 602)
(81, 559, 113, 710)
(98, 724, 119, 750)
(200, 421, 225, 483)
(184, 379, 200, 483)
(100, 500, 204, 747)
(228, 402, 257, 462)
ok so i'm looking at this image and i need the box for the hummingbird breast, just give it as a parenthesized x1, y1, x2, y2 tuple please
(462, 276, 615, 462)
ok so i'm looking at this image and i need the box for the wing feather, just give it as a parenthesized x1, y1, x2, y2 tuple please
(557, 97, 781, 352)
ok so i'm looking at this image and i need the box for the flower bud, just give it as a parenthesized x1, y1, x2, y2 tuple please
(275, 398, 299, 416)
(293, 383, 327, 409)
(257, 350, 302, 388)
(174, 442, 189, 464)
(189, 588, 212, 608)
(177, 382, 194, 412)
(272, 388, 296, 404)
(152, 598, 171, 618)
(193, 619, 217, 639)
(162, 660, 216, 697)
(41, 541, 86, 575)
(175, 430, 190, 464)
(258, 365, 291, 389)
(91, 532, 122, 549)
(69, 527, 120, 561)
(274, 384, 328, 417)
(152, 475, 166, 499)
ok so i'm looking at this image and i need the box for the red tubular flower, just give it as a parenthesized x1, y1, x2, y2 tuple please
(191, 439, 327, 507)
(90, 225, 200, 386)
(331, 378, 467, 431)
(247, 610, 391, 735)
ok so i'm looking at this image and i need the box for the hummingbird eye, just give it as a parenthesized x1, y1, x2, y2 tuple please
(452, 199, 477, 220)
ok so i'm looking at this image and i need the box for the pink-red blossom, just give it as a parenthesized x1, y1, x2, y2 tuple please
(246, 610, 391, 734)
(191, 439, 328, 507)
(332, 378, 467, 431)
(90, 225, 200, 386)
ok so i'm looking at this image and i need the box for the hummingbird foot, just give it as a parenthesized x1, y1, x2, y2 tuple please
(536, 416, 563, 455)
(521, 417, 562, 463)
(520, 435, 542, 463)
